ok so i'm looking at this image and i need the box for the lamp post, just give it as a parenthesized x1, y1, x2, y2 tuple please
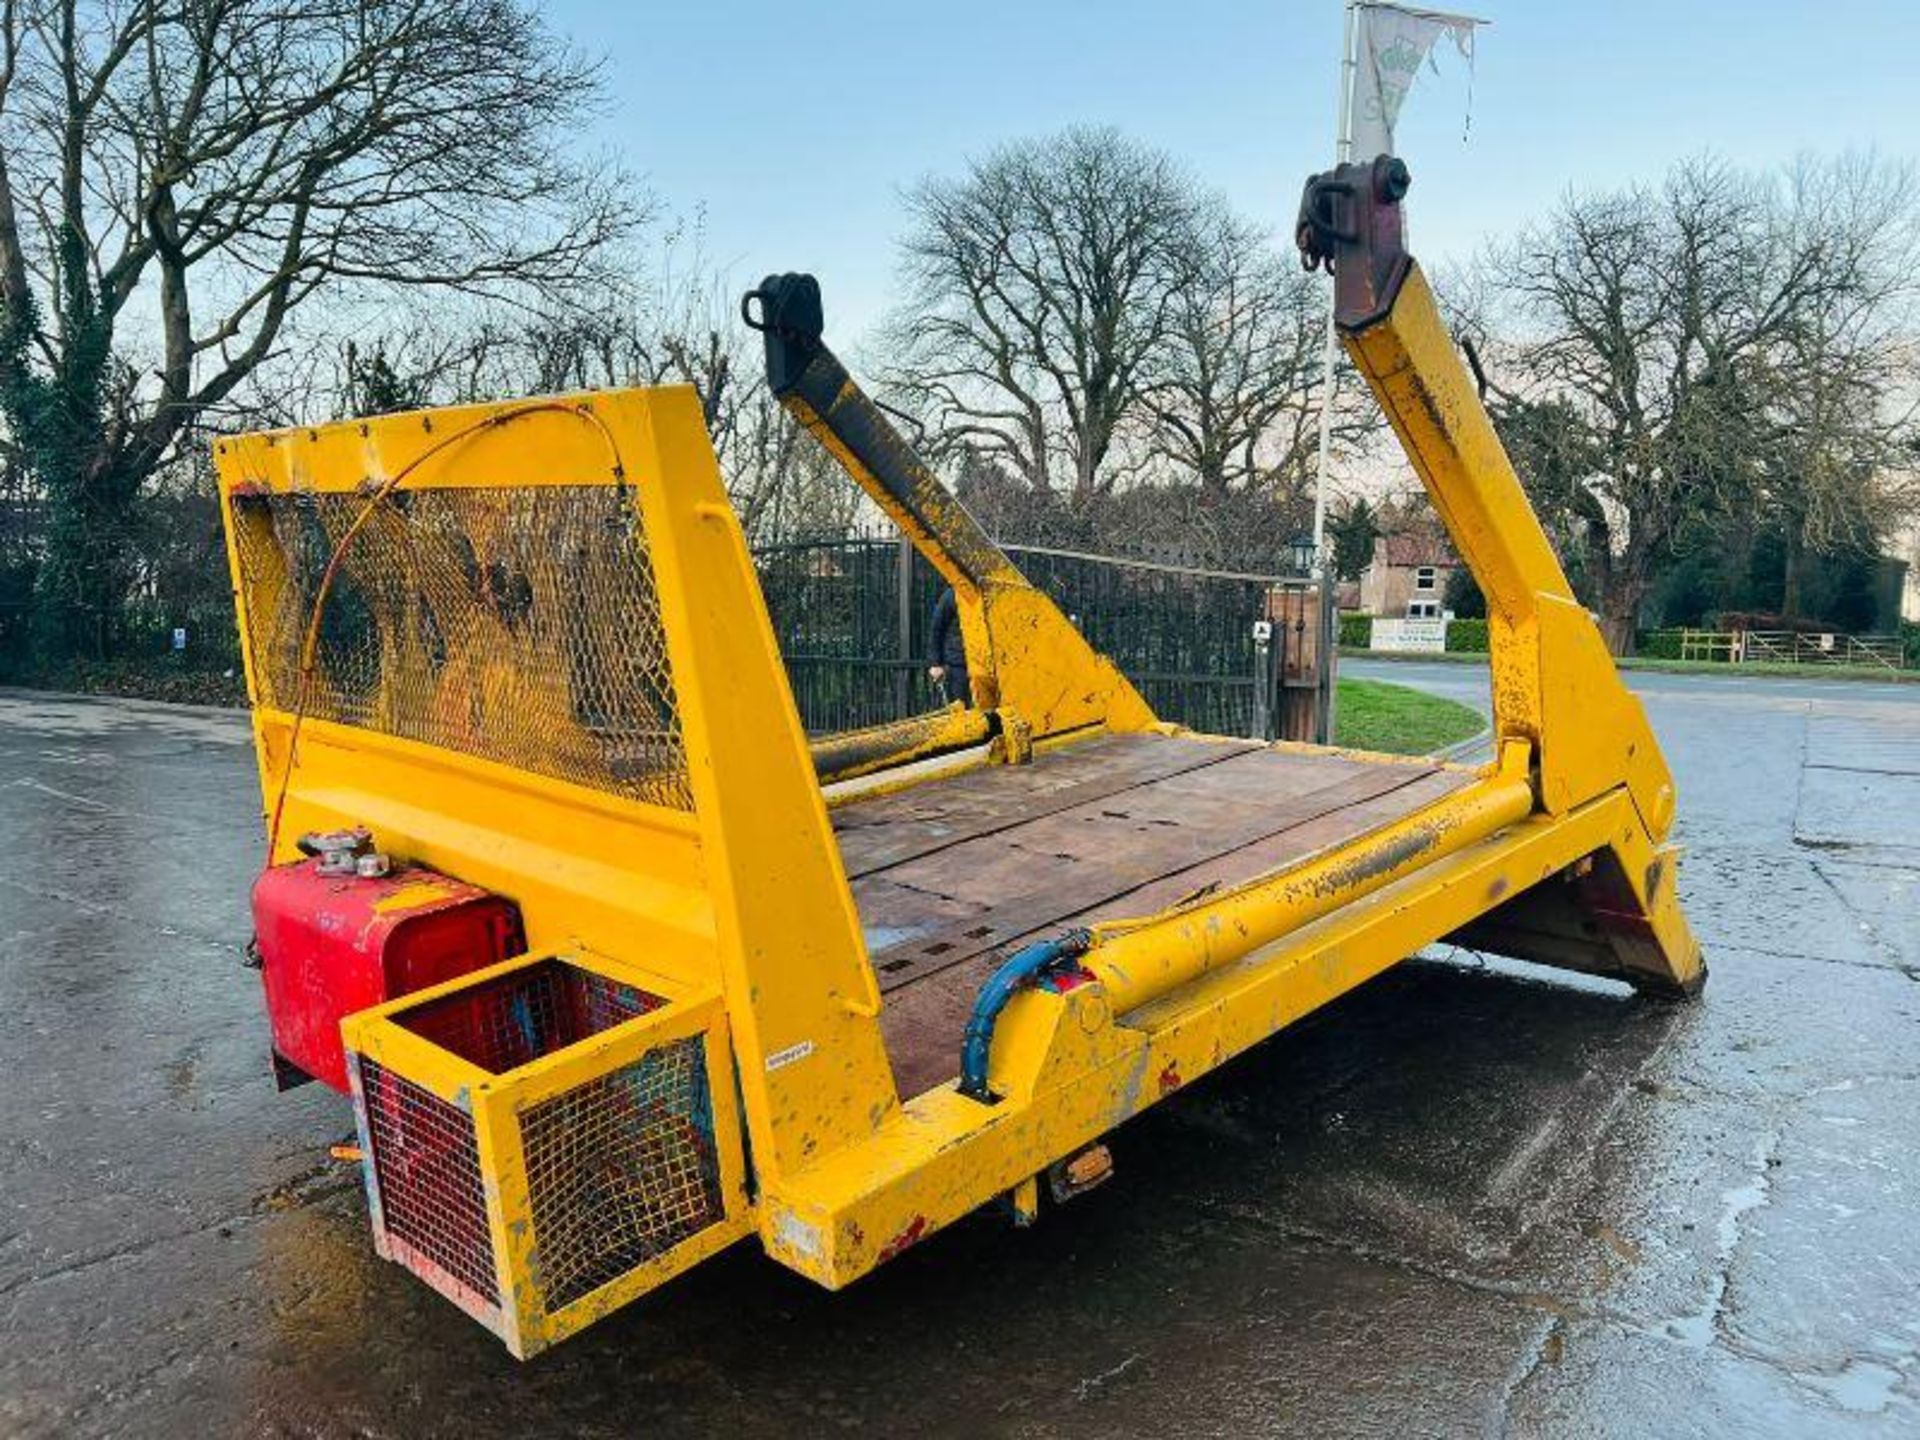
(1288, 532, 1317, 578)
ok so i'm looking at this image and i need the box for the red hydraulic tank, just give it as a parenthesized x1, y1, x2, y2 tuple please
(251, 860, 522, 1092)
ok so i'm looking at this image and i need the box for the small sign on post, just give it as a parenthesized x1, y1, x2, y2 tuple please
(171, 627, 188, 653)
(1370, 617, 1447, 653)
(1250, 619, 1275, 742)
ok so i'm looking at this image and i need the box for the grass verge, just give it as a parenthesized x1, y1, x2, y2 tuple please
(1341, 648, 1918, 684)
(1334, 677, 1483, 756)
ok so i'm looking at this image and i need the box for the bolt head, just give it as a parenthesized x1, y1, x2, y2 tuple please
(1379, 158, 1412, 203)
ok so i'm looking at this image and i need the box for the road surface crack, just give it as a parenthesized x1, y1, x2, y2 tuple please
(0, 872, 242, 955)
(1806, 859, 1915, 978)
(0, 1160, 359, 1303)
(1645, 1128, 1779, 1352)
(1493, 1314, 1565, 1437)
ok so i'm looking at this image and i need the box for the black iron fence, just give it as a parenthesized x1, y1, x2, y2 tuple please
(755, 534, 1328, 740)
(755, 536, 931, 733)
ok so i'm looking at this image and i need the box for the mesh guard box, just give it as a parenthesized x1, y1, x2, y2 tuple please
(340, 950, 749, 1357)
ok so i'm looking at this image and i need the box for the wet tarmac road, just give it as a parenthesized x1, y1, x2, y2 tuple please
(2, 674, 1916, 1438)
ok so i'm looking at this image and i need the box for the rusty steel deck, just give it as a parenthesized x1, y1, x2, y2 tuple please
(834, 732, 1474, 1096)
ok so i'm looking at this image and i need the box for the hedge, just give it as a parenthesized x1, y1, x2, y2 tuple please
(1637, 629, 1685, 660)
(1339, 612, 1373, 648)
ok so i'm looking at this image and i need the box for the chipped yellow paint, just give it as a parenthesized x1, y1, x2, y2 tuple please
(367, 879, 463, 914)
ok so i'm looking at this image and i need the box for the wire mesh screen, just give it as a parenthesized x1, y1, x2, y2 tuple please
(395, 959, 665, 1075)
(519, 1036, 725, 1313)
(360, 1058, 498, 1308)
(229, 484, 691, 809)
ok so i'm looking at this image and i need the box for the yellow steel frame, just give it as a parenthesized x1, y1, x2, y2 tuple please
(216, 190, 1702, 1347)
(216, 390, 904, 1185)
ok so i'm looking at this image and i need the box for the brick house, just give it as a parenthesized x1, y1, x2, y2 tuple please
(1357, 524, 1458, 619)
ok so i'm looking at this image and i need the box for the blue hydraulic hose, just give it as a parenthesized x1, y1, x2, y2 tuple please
(957, 929, 1094, 1103)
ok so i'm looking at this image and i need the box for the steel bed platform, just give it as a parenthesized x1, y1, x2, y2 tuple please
(835, 732, 1474, 1096)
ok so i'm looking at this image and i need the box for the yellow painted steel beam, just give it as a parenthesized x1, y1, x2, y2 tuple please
(1344, 267, 1554, 749)
(809, 705, 994, 785)
(635, 387, 904, 1177)
(214, 398, 631, 494)
(1086, 743, 1535, 1016)
(759, 784, 1667, 1288)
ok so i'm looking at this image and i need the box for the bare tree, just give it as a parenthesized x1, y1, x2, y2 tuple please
(1475, 155, 1918, 651)
(1142, 205, 1326, 504)
(1750, 157, 1920, 616)
(889, 126, 1200, 501)
(0, 0, 635, 659)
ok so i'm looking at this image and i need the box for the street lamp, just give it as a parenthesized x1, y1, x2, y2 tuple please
(1288, 532, 1317, 577)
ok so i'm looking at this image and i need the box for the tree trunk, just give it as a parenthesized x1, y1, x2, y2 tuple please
(1781, 525, 1803, 620)
(17, 245, 123, 665)
(31, 443, 132, 665)
(1597, 571, 1645, 657)
(1598, 601, 1636, 656)
(1071, 448, 1098, 503)
(33, 495, 103, 663)
(1198, 455, 1230, 506)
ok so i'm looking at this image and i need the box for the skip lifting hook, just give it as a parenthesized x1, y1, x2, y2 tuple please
(1295, 156, 1413, 274)
(1295, 174, 1356, 273)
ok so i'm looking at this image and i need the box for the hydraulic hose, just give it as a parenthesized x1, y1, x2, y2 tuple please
(957, 929, 1093, 1103)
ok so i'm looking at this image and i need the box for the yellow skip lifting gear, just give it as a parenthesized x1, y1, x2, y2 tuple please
(215, 158, 1704, 1357)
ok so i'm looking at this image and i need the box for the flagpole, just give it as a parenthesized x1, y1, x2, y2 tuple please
(1310, 0, 1358, 576)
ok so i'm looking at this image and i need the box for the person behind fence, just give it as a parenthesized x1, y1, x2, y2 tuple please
(927, 585, 970, 707)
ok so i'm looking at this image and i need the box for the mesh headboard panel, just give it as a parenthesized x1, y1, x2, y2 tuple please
(231, 484, 691, 810)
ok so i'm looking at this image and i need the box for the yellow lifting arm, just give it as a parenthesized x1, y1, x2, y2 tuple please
(1298, 156, 1679, 838)
(743, 274, 1155, 746)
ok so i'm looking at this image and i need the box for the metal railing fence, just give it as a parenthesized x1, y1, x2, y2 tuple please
(755, 534, 1330, 739)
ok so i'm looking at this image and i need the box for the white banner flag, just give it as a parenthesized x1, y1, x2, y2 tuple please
(1349, 3, 1479, 161)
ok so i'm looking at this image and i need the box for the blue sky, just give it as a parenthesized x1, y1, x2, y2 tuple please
(546, 0, 1920, 342)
